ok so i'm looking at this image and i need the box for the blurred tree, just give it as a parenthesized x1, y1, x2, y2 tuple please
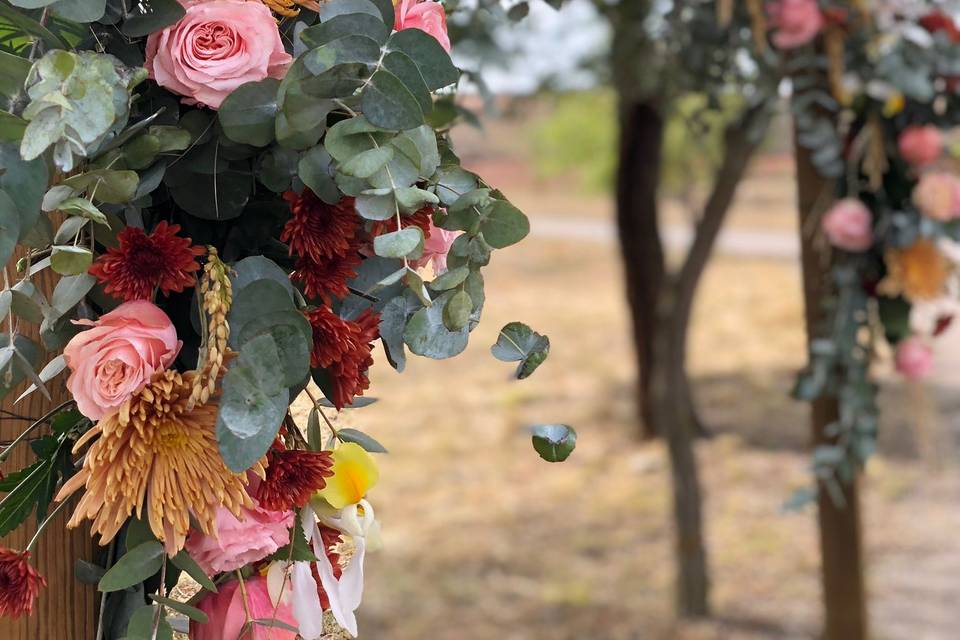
(450, 0, 780, 618)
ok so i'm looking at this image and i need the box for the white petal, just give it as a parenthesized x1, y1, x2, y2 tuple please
(266, 561, 292, 606)
(291, 562, 324, 640)
(313, 530, 358, 637)
(338, 536, 366, 613)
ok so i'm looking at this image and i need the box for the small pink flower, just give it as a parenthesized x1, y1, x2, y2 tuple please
(913, 171, 960, 221)
(767, 0, 824, 49)
(63, 301, 180, 421)
(821, 198, 873, 252)
(898, 125, 943, 168)
(184, 503, 294, 576)
(895, 336, 934, 380)
(145, 0, 292, 109)
(395, 0, 451, 52)
(415, 219, 459, 273)
(190, 576, 298, 640)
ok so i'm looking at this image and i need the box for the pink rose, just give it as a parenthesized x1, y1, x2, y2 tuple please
(415, 219, 459, 273)
(821, 198, 873, 252)
(185, 503, 294, 576)
(913, 171, 960, 221)
(395, 0, 451, 52)
(145, 0, 292, 109)
(898, 125, 943, 168)
(190, 576, 298, 640)
(767, 0, 824, 49)
(63, 301, 180, 421)
(895, 336, 934, 380)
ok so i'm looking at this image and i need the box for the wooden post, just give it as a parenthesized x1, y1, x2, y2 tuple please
(0, 247, 98, 639)
(794, 130, 869, 640)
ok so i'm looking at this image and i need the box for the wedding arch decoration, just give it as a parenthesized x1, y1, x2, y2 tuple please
(775, 0, 960, 495)
(0, 0, 571, 637)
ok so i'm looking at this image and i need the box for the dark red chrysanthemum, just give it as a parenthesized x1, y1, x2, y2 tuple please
(305, 306, 380, 409)
(257, 447, 334, 512)
(0, 549, 46, 619)
(291, 242, 363, 305)
(282, 191, 360, 263)
(369, 205, 434, 240)
(89, 221, 205, 302)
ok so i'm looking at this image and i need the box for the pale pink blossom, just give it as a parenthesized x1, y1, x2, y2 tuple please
(913, 171, 960, 221)
(190, 576, 297, 640)
(767, 0, 824, 49)
(895, 336, 934, 380)
(821, 198, 873, 252)
(145, 0, 292, 109)
(898, 125, 943, 168)
(63, 301, 179, 421)
(415, 220, 459, 273)
(395, 0, 451, 52)
(184, 503, 294, 576)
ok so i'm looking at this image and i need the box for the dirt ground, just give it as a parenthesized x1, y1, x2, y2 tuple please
(282, 113, 960, 640)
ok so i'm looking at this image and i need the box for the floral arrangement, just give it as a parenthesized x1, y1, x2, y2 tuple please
(0, 0, 572, 637)
(766, 0, 960, 491)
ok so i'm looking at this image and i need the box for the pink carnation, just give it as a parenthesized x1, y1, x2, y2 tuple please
(895, 336, 934, 380)
(415, 219, 459, 273)
(768, 0, 824, 49)
(63, 301, 180, 421)
(898, 125, 943, 168)
(184, 503, 294, 576)
(821, 198, 873, 252)
(395, 0, 451, 52)
(190, 576, 297, 640)
(145, 0, 292, 109)
(913, 171, 960, 221)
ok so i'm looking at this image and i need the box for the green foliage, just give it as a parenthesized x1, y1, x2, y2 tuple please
(530, 424, 576, 462)
(491, 321, 550, 379)
(98, 541, 165, 592)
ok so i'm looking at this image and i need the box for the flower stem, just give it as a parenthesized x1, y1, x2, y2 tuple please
(26, 496, 72, 553)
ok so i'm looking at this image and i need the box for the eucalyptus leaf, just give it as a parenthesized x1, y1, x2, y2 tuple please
(530, 424, 576, 462)
(98, 541, 165, 592)
(491, 321, 550, 379)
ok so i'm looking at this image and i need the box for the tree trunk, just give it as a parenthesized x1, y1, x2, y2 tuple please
(650, 102, 774, 619)
(794, 123, 868, 640)
(0, 249, 98, 639)
(615, 98, 666, 438)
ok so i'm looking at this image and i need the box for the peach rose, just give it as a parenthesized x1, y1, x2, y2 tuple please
(821, 198, 873, 252)
(145, 0, 292, 109)
(913, 171, 960, 221)
(415, 219, 459, 273)
(895, 336, 934, 380)
(898, 125, 943, 168)
(395, 0, 451, 52)
(767, 0, 824, 49)
(63, 301, 180, 421)
(184, 502, 294, 576)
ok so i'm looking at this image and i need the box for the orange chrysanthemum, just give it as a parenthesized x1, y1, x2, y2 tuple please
(58, 370, 261, 556)
(879, 239, 952, 302)
(89, 221, 206, 302)
(0, 549, 46, 619)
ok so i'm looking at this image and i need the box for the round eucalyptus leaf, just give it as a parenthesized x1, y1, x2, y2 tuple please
(530, 424, 577, 463)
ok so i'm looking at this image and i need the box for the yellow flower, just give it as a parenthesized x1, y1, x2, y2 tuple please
(57, 370, 261, 556)
(314, 443, 379, 509)
(879, 239, 952, 302)
(883, 92, 905, 118)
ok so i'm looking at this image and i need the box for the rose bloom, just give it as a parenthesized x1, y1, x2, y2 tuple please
(184, 502, 294, 576)
(146, 0, 292, 109)
(767, 0, 824, 49)
(191, 576, 298, 640)
(821, 198, 873, 252)
(63, 301, 180, 421)
(395, 0, 451, 52)
(414, 219, 459, 273)
(895, 336, 934, 380)
(898, 125, 943, 168)
(913, 171, 960, 221)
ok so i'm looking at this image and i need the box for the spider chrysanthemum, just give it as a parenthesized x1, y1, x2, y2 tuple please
(0, 549, 46, 619)
(879, 239, 952, 302)
(89, 221, 206, 302)
(58, 370, 260, 556)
